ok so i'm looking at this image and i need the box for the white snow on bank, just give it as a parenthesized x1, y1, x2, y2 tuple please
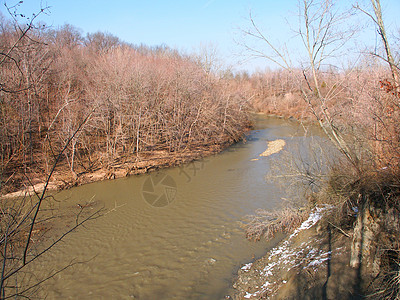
(289, 206, 330, 239)
(241, 262, 253, 271)
(238, 206, 332, 299)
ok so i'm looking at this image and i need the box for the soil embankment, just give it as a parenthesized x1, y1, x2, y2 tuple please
(233, 208, 358, 299)
(3, 143, 230, 199)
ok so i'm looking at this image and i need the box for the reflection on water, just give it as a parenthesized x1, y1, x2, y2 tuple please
(35, 115, 323, 299)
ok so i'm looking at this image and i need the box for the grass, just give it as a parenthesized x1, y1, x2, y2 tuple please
(243, 207, 309, 242)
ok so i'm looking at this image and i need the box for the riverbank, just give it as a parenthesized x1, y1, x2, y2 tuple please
(233, 208, 358, 299)
(2, 141, 235, 199)
(18, 115, 306, 299)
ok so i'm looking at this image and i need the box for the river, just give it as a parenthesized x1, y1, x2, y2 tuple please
(34, 115, 322, 299)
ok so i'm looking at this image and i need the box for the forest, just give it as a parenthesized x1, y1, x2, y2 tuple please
(0, 18, 252, 193)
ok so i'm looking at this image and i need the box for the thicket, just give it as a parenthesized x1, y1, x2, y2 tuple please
(0, 16, 251, 194)
(234, 69, 309, 119)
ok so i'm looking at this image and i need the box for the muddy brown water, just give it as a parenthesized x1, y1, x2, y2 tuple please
(34, 115, 324, 299)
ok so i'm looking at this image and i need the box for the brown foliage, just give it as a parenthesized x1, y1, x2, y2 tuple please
(240, 62, 400, 174)
(243, 207, 308, 242)
(234, 70, 310, 119)
(0, 19, 251, 193)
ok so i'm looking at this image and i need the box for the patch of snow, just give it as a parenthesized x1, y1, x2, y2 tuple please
(307, 257, 330, 268)
(244, 292, 253, 298)
(289, 206, 330, 239)
(244, 290, 261, 299)
(241, 263, 253, 271)
(262, 282, 271, 288)
(239, 206, 332, 299)
(306, 251, 332, 268)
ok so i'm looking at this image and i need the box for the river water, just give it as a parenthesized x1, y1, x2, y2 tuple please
(35, 115, 321, 299)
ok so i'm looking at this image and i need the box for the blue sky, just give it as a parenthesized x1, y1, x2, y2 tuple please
(1, 0, 399, 73)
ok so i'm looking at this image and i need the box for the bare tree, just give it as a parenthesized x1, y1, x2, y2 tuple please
(355, 0, 399, 89)
(244, 0, 360, 170)
(194, 43, 225, 76)
(243, 1, 400, 296)
(85, 31, 120, 54)
(0, 3, 103, 298)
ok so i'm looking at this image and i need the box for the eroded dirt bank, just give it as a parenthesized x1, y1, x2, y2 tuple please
(3, 143, 230, 199)
(232, 208, 360, 299)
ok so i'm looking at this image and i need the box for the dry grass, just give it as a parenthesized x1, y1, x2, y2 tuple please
(243, 207, 309, 242)
(368, 257, 400, 299)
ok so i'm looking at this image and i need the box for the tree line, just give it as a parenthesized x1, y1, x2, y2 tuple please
(0, 18, 251, 193)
